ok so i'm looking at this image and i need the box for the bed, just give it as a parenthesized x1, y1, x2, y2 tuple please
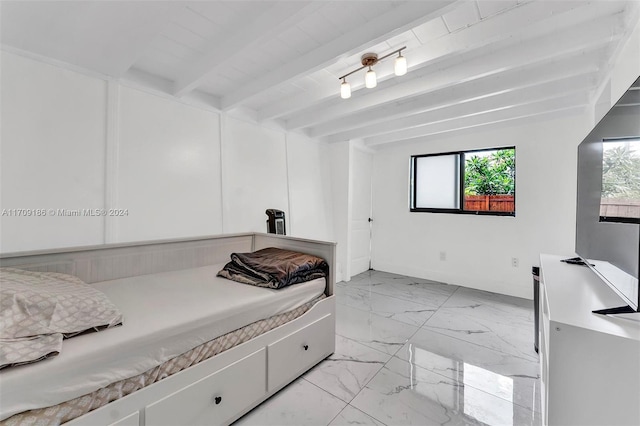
(0, 233, 336, 426)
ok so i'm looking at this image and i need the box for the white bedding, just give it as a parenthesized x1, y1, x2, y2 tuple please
(0, 264, 325, 420)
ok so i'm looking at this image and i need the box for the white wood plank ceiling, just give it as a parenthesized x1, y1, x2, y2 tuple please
(1, 1, 638, 147)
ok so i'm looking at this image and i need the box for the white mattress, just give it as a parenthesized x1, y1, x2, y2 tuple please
(0, 264, 325, 420)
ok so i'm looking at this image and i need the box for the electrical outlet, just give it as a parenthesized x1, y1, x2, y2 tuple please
(440, 251, 446, 261)
(511, 257, 519, 267)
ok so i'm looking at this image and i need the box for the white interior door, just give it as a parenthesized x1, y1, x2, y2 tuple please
(350, 147, 373, 277)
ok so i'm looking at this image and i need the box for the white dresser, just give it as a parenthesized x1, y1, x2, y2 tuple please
(539, 254, 640, 426)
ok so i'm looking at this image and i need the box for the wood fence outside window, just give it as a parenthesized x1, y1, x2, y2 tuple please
(464, 195, 515, 212)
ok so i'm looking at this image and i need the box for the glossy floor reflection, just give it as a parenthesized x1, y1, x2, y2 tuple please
(235, 270, 541, 426)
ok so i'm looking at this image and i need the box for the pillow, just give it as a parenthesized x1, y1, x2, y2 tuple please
(0, 268, 123, 368)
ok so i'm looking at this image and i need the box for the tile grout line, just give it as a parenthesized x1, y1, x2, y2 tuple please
(300, 376, 391, 426)
(410, 325, 539, 364)
(344, 404, 389, 426)
(337, 284, 459, 419)
(393, 283, 542, 414)
(332, 274, 464, 413)
(325, 409, 342, 426)
(334, 272, 541, 422)
(338, 279, 459, 308)
(419, 283, 463, 328)
(335, 283, 453, 328)
(335, 300, 429, 329)
(417, 284, 539, 362)
(341, 280, 540, 420)
(418, 287, 540, 363)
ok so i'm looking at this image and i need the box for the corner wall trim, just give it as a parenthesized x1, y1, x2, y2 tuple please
(104, 80, 120, 244)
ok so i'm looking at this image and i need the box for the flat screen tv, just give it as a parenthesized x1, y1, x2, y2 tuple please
(575, 77, 640, 314)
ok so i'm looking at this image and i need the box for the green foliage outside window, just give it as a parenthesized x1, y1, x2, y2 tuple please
(602, 144, 640, 199)
(464, 149, 515, 195)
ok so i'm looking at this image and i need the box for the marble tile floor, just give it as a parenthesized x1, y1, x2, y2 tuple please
(235, 270, 541, 426)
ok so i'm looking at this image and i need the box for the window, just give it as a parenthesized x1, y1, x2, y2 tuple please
(600, 138, 640, 223)
(410, 147, 515, 216)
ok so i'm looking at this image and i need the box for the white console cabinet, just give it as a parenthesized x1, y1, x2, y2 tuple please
(539, 254, 640, 426)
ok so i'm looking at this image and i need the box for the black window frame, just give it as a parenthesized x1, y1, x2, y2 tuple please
(410, 146, 516, 217)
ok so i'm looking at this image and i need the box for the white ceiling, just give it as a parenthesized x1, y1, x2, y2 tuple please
(1, 1, 638, 148)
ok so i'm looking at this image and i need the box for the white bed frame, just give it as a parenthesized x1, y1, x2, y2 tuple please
(0, 233, 337, 426)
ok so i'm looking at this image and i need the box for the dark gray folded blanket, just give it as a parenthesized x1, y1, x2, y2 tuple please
(217, 247, 328, 289)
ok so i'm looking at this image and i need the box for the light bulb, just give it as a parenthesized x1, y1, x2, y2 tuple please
(340, 80, 351, 99)
(365, 67, 377, 88)
(395, 53, 407, 76)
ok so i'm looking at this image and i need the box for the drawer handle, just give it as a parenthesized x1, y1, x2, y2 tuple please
(214, 396, 222, 405)
(303, 344, 309, 351)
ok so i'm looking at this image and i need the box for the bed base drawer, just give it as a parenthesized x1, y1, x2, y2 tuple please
(267, 314, 333, 392)
(108, 411, 139, 426)
(145, 348, 266, 426)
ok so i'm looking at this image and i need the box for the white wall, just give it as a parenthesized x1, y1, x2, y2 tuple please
(221, 116, 289, 234)
(0, 52, 106, 252)
(371, 113, 591, 299)
(115, 86, 222, 242)
(286, 133, 334, 241)
(0, 51, 334, 252)
(221, 117, 335, 239)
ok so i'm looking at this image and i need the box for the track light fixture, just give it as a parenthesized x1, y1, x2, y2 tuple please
(338, 46, 407, 98)
(340, 78, 351, 99)
(365, 67, 377, 88)
(394, 51, 407, 76)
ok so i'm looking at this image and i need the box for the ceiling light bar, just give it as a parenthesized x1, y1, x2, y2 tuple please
(338, 46, 406, 98)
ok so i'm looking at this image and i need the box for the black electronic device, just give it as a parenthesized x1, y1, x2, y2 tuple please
(266, 209, 286, 235)
(560, 257, 594, 267)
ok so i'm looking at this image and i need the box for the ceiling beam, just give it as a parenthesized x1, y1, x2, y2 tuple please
(172, 1, 324, 97)
(284, 14, 623, 130)
(120, 68, 221, 111)
(364, 92, 589, 146)
(258, 0, 623, 122)
(112, 2, 182, 78)
(219, 0, 459, 110)
(324, 71, 597, 143)
(312, 51, 602, 139)
(123, 67, 175, 95)
(372, 106, 587, 150)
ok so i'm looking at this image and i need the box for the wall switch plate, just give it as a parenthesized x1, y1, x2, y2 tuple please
(440, 251, 446, 261)
(511, 257, 519, 267)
